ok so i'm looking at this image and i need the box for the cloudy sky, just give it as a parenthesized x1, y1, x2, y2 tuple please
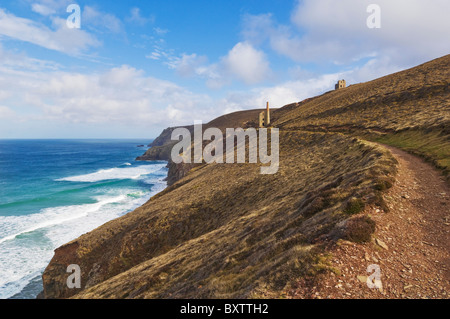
(0, 0, 449, 138)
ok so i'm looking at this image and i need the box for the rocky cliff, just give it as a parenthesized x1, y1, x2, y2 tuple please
(148, 126, 195, 148)
(136, 109, 265, 161)
(136, 109, 267, 186)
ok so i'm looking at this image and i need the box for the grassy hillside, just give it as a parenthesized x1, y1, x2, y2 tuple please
(45, 132, 396, 299)
(271, 55, 449, 181)
(273, 56, 449, 131)
(41, 55, 449, 299)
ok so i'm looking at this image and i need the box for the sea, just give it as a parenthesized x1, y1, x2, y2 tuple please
(0, 139, 168, 299)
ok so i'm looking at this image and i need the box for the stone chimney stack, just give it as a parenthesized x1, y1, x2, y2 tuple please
(265, 102, 270, 126)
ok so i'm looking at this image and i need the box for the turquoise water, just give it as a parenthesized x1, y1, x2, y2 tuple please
(0, 140, 167, 299)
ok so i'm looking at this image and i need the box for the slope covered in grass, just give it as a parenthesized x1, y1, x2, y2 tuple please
(41, 55, 449, 299)
(44, 132, 396, 299)
(272, 55, 450, 182)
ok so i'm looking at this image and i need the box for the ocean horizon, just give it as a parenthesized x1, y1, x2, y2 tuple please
(0, 139, 168, 299)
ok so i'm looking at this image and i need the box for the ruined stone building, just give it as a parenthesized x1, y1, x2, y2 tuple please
(335, 79, 346, 90)
(259, 102, 270, 128)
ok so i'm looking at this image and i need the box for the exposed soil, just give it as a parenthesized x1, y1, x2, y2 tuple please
(288, 145, 450, 299)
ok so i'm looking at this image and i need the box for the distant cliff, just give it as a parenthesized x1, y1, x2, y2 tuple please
(149, 126, 195, 148)
(136, 109, 266, 185)
(136, 143, 175, 162)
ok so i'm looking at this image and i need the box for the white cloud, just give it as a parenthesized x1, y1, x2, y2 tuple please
(241, 13, 273, 46)
(0, 90, 10, 101)
(154, 27, 169, 35)
(31, 3, 56, 16)
(290, 0, 450, 64)
(83, 6, 124, 34)
(0, 55, 218, 137)
(159, 42, 272, 89)
(219, 72, 338, 114)
(29, 0, 72, 16)
(148, 47, 224, 88)
(0, 43, 62, 71)
(146, 51, 161, 61)
(222, 42, 272, 85)
(0, 8, 99, 55)
(0, 106, 15, 119)
(126, 7, 154, 26)
(242, 0, 450, 67)
(166, 53, 209, 77)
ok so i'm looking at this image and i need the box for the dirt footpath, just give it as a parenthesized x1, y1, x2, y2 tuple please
(289, 145, 450, 299)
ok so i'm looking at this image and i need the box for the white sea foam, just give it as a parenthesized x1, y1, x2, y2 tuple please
(0, 192, 152, 299)
(56, 164, 166, 183)
(0, 171, 168, 299)
(0, 195, 127, 245)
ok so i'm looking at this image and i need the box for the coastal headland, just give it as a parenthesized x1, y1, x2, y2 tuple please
(40, 55, 449, 299)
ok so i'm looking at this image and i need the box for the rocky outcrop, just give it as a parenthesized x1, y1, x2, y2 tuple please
(138, 109, 267, 160)
(165, 160, 200, 186)
(39, 241, 81, 299)
(136, 109, 269, 182)
(136, 142, 175, 161)
(148, 126, 194, 148)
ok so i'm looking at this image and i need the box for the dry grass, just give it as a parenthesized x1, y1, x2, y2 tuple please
(272, 55, 449, 183)
(273, 55, 449, 133)
(42, 55, 449, 299)
(366, 128, 450, 183)
(42, 131, 397, 299)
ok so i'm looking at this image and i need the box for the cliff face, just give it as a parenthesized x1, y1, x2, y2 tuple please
(136, 143, 175, 161)
(138, 109, 266, 161)
(40, 55, 449, 299)
(148, 126, 194, 148)
(39, 241, 81, 299)
(165, 161, 200, 187)
(136, 109, 268, 185)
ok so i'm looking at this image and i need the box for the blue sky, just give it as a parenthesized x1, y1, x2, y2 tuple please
(0, 0, 449, 138)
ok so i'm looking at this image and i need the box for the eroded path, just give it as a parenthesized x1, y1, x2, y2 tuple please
(289, 144, 450, 299)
